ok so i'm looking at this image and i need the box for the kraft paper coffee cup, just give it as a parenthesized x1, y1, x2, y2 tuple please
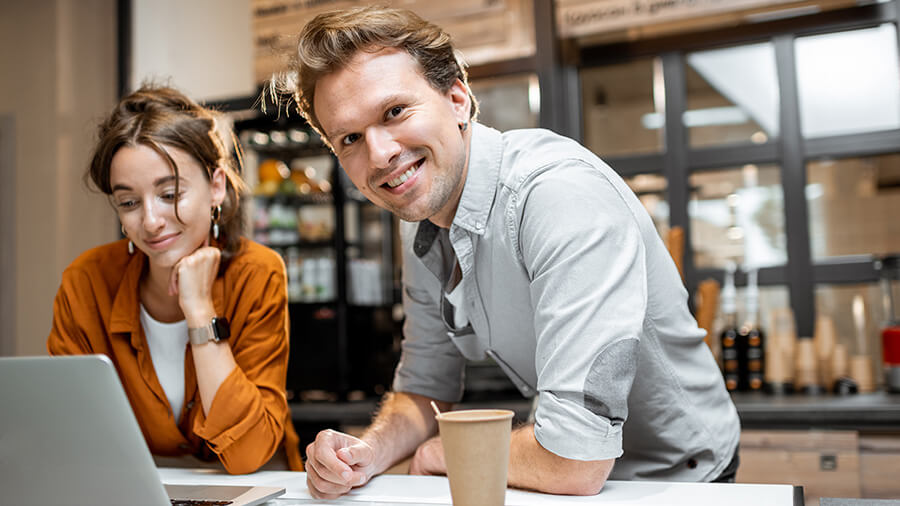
(436, 409, 514, 506)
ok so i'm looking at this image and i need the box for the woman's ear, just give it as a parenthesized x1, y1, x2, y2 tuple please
(210, 167, 227, 207)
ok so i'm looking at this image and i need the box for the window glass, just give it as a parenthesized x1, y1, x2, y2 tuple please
(469, 73, 539, 132)
(747, 284, 790, 332)
(685, 42, 779, 147)
(714, 284, 791, 331)
(689, 164, 786, 269)
(795, 24, 900, 138)
(623, 173, 669, 240)
(807, 154, 900, 260)
(815, 283, 887, 381)
(581, 58, 663, 156)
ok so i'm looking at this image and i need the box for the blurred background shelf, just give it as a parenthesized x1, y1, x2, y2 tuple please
(234, 114, 402, 404)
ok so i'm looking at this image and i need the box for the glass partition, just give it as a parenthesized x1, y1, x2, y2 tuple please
(689, 164, 786, 269)
(795, 23, 900, 138)
(815, 283, 887, 381)
(685, 41, 779, 147)
(469, 73, 540, 132)
(581, 58, 664, 157)
(807, 153, 900, 260)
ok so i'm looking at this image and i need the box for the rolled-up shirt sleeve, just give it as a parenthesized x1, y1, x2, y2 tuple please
(517, 160, 647, 462)
(392, 223, 467, 403)
(192, 265, 291, 474)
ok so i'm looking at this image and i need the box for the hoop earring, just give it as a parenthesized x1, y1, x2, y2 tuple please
(458, 121, 468, 132)
(122, 225, 134, 255)
(211, 205, 222, 240)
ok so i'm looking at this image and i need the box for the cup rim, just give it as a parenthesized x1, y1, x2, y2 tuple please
(436, 408, 515, 422)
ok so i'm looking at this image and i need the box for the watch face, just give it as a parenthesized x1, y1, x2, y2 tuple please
(212, 317, 231, 341)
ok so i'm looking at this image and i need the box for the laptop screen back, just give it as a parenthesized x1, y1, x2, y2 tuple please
(0, 354, 171, 505)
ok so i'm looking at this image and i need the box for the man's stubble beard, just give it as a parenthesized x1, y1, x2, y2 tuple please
(387, 146, 468, 224)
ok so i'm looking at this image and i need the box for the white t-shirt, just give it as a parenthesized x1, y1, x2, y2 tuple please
(140, 305, 189, 424)
(444, 279, 469, 329)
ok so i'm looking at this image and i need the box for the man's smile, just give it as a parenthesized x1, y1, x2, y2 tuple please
(381, 158, 425, 193)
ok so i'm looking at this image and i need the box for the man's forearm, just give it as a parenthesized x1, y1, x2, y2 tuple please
(507, 424, 614, 496)
(361, 392, 452, 476)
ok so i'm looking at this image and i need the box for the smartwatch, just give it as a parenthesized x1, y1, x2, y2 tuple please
(188, 317, 231, 345)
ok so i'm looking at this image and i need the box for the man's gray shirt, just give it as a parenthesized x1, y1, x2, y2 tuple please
(392, 123, 740, 481)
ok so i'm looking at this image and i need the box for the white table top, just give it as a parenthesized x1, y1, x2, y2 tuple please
(158, 468, 799, 505)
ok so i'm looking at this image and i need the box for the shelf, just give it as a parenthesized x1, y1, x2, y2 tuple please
(346, 303, 394, 310)
(732, 391, 900, 431)
(289, 398, 533, 426)
(248, 143, 328, 155)
(287, 391, 900, 431)
(289, 301, 336, 307)
(261, 239, 371, 250)
(236, 117, 398, 399)
(254, 193, 332, 205)
(262, 239, 334, 249)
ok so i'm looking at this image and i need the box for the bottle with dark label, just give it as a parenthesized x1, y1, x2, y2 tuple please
(739, 268, 765, 392)
(720, 263, 741, 392)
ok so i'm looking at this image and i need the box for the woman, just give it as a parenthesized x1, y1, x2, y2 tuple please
(47, 85, 303, 474)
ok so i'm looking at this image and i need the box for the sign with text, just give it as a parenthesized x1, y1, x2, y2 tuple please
(253, 0, 535, 84)
(557, 0, 814, 38)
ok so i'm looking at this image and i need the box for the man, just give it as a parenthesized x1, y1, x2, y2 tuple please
(287, 6, 740, 499)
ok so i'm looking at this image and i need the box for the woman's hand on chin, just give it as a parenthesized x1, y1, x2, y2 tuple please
(168, 239, 221, 327)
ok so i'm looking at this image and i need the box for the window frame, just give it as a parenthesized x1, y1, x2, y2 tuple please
(576, 1, 900, 337)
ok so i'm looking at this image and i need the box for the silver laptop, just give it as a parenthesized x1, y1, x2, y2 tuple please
(0, 354, 285, 505)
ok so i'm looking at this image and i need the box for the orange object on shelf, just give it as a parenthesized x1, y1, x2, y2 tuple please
(814, 315, 837, 391)
(258, 159, 289, 183)
(695, 279, 720, 349)
(665, 226, 685, 281)
(289, 168, 319, 194)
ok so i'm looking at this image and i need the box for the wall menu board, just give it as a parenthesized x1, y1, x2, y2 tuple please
(252, 0, 535, 85)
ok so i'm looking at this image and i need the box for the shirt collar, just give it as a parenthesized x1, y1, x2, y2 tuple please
(109, 246, 226, 344)
(413, 122, 503, 256)
(109, 248, 147, 343)
(451, 122, 503, 235)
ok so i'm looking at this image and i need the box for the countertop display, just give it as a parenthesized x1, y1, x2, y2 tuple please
(290, 393, 900, 431)
(158, 468, 801, 505)
(732, 392, 900, 430)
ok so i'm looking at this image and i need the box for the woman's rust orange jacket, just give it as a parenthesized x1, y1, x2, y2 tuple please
(48, 238, 303, 474)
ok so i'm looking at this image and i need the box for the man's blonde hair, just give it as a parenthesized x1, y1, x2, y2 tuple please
(279, 5, 478, 142)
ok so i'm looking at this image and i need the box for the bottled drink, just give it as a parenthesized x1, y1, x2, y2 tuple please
(720, 263, 741, 392)
(739, 268, 766, 392)
(878, 256, 900, 393)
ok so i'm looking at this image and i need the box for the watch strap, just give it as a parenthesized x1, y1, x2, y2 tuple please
(188, 323, 217, 345)
(188, 317, 230, 345)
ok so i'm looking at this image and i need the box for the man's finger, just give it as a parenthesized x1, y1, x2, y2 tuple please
(306, 446, 349, 484)
(309, 439, 354, 481)
(306, 471, 349, 500)
(337, 442, 373, 467)
(305, 455, 352, 496)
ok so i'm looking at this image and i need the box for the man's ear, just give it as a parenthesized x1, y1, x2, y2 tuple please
(447, 78, 472, 123)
